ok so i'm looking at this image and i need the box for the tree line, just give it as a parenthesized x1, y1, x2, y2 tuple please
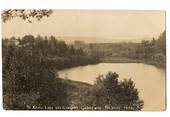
(3, 35, 100, 70)
(87, 31, 166, 67)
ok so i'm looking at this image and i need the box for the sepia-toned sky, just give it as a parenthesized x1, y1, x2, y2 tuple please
(2, 10, 165, 43)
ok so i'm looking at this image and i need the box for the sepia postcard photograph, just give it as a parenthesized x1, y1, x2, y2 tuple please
(1, 10, 166, 111)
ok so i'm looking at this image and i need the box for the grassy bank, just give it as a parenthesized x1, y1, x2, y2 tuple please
(144, 60, 166, 68)
(100, 57, 165, 68)
(100, 57, 143, 63)
(60, 78, 92, 109)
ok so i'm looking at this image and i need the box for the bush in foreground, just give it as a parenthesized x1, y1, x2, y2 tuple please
(76, 72, 144, 111)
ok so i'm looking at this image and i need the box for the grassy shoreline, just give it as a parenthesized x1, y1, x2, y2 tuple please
(100, 57, 165, 68)
(100, 57, 143, 63)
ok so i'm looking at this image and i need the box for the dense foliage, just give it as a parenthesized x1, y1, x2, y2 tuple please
(2, 35, 99, 110)
(3, 35, 100, 70)
(3, 36, 66, 109)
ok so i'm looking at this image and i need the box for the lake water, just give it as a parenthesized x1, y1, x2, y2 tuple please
(58, 63, 165, 111)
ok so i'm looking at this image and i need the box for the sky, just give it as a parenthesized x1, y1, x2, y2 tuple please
(2, 10, 165, 43)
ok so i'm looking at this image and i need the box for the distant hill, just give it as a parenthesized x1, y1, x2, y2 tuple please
(56, 36, 152, 44)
